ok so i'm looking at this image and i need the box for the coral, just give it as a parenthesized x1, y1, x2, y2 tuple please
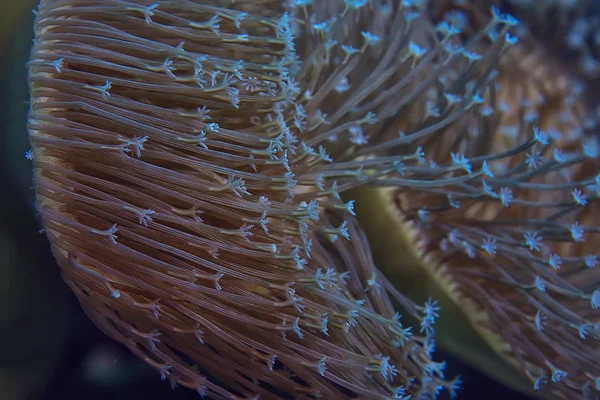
(25, 0, 494, 398)
(352, 2, 600, 399)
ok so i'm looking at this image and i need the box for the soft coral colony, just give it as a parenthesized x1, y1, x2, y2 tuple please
(25, 0, 549, 399)
(354, 1, 600, 400)
(25, 0, 479, 398)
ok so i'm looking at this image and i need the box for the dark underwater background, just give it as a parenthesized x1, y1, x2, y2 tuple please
(2, 1, 592, 399)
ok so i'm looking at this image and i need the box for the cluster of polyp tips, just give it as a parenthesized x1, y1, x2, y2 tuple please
(390, 2, 600, 399)
(24, 0, 479, 399)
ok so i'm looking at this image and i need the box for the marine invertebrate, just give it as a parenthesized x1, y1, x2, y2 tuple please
(351, 3, 600, 399)
(26, 0, 478, 398)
